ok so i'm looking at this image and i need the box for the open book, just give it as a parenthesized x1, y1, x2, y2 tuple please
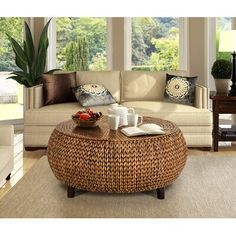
(121, 123, 165, 137)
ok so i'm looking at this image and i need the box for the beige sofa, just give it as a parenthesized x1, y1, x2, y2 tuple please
(24, 71, 212, 149)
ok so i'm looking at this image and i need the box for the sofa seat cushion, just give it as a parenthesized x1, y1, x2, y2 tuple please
(121, 101, 212, 126)
(24, 103, 114, 126)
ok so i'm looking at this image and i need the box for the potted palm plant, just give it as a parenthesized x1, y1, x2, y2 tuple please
(211, 59, 232, 94)
(6, 18, 58, 87)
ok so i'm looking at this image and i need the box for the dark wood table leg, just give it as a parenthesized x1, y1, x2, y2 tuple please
(213, 100, 219, 152)
(156, 187, 165, 199)
(67, 186, 75, 198)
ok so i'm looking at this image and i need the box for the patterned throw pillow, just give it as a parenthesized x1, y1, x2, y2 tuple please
(165, 73, 197, 105)
(73, 84, 116, 107)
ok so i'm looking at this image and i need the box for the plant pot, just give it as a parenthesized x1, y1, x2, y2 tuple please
(214, 79, 231, 94)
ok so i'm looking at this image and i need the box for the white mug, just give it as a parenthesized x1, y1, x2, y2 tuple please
(127, 113, 143, 127)
(108, 114, 120, 130)
(108, 106, 135, 126)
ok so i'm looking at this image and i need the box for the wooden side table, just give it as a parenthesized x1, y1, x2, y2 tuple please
(210, 91, 236, 151)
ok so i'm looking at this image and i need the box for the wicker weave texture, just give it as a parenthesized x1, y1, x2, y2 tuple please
(47, 117, 187, 193)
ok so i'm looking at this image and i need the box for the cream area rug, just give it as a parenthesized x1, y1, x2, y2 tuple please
(0, 155, 236, 218)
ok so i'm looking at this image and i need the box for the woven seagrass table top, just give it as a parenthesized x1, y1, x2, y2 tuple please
(54, 116, 179, 141)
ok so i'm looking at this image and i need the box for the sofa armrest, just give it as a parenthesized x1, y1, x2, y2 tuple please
(24, 84, 44, 110)
(195, 84, 209, 109)
(0, 125, 14, 146)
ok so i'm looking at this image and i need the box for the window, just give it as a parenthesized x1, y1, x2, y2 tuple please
(0, 17, 24, 121)
(216, 17, 232, 61)
(56, 17, 107, 71)
(131, 17, 179, 71)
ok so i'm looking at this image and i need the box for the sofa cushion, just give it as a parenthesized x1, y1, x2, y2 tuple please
(0, 146, 12, 169)
(42, 72, 76, 105)
(24, 103, 116, 126)
(25, 101, 212, 127)
(121, 101, 212, 126)
(73, 84, 116, 107)
(121, 71, 187, 102)
(76, 71, 121, 102)
(165, 73, 197, 106)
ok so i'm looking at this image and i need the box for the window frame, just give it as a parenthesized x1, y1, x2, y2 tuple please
(126, 17, 188, 71)
(47, 17, 109, 71)
(0, 17, 29, 126)
(47, 17, 188, 71)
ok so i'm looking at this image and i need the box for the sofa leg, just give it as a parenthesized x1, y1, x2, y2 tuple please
(6, 173, 11, 181)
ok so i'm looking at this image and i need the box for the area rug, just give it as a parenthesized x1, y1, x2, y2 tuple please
(0, 155, 236, 218)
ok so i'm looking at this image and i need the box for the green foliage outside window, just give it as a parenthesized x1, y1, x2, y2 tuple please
(131, 17, 179, 71)
(56, 17, 107, 71)
(150, 27, 179, 71)
(65, 38, 89, 71)
(0, 17, 23, 71)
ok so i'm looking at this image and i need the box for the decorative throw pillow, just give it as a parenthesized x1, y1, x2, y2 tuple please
(73, 84, 116, 107)
(42, 72, 76, 105)
(165, 73, 197, 105)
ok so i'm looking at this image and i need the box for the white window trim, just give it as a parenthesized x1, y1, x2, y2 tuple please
(179, 17, 188, 71)
(107, 18, 113, 70)
(48, 17, 110, 71)
(3, 17, 31, 125)
(126, 17, 188, 71)
(47, 17, 188, 72)
(205, 18, 216, 91)
(124, 18, 132, 70)
(46, 17, 56, 70)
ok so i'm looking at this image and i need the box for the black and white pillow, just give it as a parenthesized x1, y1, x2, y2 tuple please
(73, 84, 116, 107)
(165, 73, 197, 105)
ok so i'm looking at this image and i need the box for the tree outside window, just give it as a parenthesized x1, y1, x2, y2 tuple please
(131, 17, 179, 71)
(56, 17, 107, 71)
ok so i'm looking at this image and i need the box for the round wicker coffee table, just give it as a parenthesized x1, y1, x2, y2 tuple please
(47, 116, 187, 199)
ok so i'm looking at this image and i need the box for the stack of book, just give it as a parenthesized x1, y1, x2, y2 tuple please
(220, 126, 236, 138)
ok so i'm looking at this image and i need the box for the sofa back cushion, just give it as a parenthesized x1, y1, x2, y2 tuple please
(76, 71, 121, 102)
(121, 71, 187, 102)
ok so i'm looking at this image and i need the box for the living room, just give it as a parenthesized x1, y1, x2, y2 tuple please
(0, 0, 236, 235)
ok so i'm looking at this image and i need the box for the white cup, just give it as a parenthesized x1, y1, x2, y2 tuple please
(108, 114, 120, 130)
(127, 113, 143, 127)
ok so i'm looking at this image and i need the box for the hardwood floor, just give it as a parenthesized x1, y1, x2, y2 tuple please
(0, 131, 236, 201)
